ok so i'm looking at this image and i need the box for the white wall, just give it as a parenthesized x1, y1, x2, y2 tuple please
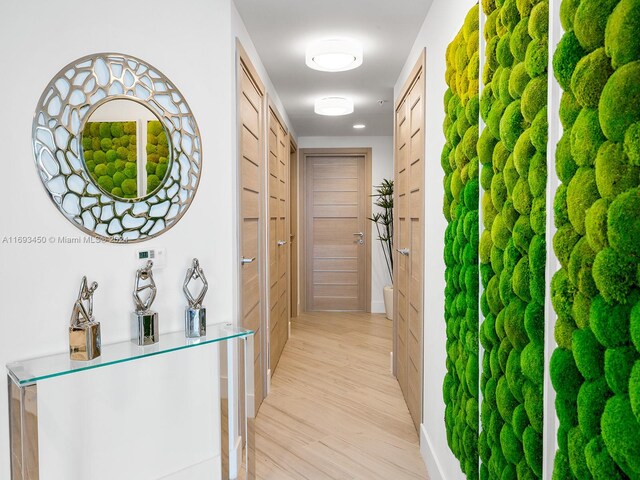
(393, 1, 477, 479)
(0, 0, 236, 478)
(297, 136, 394, 313)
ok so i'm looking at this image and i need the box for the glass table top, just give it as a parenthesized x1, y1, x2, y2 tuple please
(7, 322, 253, 386)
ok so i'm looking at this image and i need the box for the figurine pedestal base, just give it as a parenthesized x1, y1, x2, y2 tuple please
(132, 312, 159, 346)
(69, 322, 101, 361)
(185, 308, 206, 338)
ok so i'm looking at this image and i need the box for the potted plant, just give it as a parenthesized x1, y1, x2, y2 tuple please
(369, 179, 394, 320)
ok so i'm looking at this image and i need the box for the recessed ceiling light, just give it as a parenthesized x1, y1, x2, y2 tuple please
(314, 97, 354, 116)
(353, 124, 366, 129)
(306, 39, 363, 72)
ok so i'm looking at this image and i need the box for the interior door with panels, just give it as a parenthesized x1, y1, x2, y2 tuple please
(267, 103, 289, 374)
(394, 51, 425, 432)
(302, 150, 371, 312)
(237, 43, 265, 410)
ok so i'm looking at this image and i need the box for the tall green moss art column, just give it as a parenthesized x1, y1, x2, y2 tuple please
(551, 0, 640, 477)
(442, 5, 480, 478)
(478, 0, 548, 478)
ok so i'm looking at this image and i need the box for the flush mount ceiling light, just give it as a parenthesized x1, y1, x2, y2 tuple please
(306, 39, 363, 72)
(353, 124, 366, 129)
(314, 97, 354, 116)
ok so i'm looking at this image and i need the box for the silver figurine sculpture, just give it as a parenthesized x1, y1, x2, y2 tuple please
(69, 276, 101, 360)
(183, 258, 209, 338)
(131, 260, 159, 345)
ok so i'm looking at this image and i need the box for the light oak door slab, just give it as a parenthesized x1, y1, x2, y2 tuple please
(394, 51, 425, 432)
(268, 104, 290, 375)
(302, 152, 371, 312)
(238, 44, 265, 410)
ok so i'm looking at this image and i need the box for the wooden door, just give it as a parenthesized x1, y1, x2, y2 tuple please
(237, 44, 265, 410)
(302, 150, 372, 312)
(267, 105, 289, 374)
(394, 51, 425, 431)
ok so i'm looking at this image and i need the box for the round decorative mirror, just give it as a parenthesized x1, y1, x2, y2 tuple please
(32, 53, 202, 243)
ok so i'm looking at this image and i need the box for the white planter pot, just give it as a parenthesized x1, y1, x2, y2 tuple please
(383, 285, 393, 321)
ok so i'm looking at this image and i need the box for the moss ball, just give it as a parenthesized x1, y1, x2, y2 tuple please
(601, 395, 640, 478)
(595, 142, 640, 200)
(147, 174, 161, 193)
(112, 171, 125, 188)
(567, 167, 600, 235)
(110, 122, 123, 138)
(556, 133, 578, 183)
(571, 48, 614, 109)
(466, 95, 480, 125)
(568, 426, 592, 478)
(551, 348, 584, 400)
(509, 62, 531, 100)
(631, 361, 640, 421)
(554, 224, 581, 269)
(98, 122, 111, 139)
(605, 0, 640, 69)
(571, 108, 607, 167)
(551, 268, 577, 319)
(521, 341, 544, 385)
(592, 249, 637, 304)
(521, 75, 547, 124)
(463, 125, 479, 160)
(607, 187, 640, 259)
(528, 1, 548, 40)
(568, 236, 598, 297)
(591, 291, 639, 349)
(513, 215, 534, 254)
(573, 328, 605, 380)
(483, 192, 498, 230)
(532, 196, 546, 238)
(494, 141, 511, 172)
(528, 152, 547, 197)
(599, 61, 640, 142)
(498, 33, 515, 68)
(513, 178, 533, 215)
(488, 100, 507, 140)
(555, 314, 577, 350)
(523, 426, 542, 476)
(481, 165, 494, 191)
(525, 38, 548, 78)
(560, 0, 581, 31)
(605, 347, 639, 395)
(479, 126, 499, 165)
(574, 0, 621, 52)
(501, 100, 527, 151)
(524, 381, 544, 432)
(511, 20, 532, 65)
(530, 108, 548, 153)
(513, 256, 532, 301)
(111, 187, 124, 197)
(529, 235, 546, 302)
(480, 85, 494, 123)
(554, 184, 570, 228)
(554, 32, 587, 91)
(97, 175, 114, 192)
(100, 137, 112, 152)
(584, 435, 627, 480)
(624, 122, 640, 166)
(121, 178, 137, 196)
(501, 0, 522, 30)
(514, 129, 535, 176)
(572, 292, 592, 329)
(499, 67, 514, 105)
(560, 92, 583, 130)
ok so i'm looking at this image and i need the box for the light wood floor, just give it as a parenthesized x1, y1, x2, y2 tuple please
(254, 311, 429, 480)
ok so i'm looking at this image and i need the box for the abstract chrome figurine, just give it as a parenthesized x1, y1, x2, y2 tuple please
(183, 258, 209, 338)
(131, 260, 159, 345)
(69, 276, 101, 360)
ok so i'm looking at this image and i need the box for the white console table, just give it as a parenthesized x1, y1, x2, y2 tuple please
(6, 323, 255, 480)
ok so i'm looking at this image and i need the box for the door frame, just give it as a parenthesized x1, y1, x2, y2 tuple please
(289, 138, 299, 319)
(299, 148, 373, 313)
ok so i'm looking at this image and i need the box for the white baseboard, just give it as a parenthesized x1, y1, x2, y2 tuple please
(420, 424, 447, 480)
(371, 300, 385, 313)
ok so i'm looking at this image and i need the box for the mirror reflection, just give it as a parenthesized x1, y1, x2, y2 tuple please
(81, 99, 171, 200)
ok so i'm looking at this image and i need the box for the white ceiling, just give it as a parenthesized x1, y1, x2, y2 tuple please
(233, 0, 433, 137)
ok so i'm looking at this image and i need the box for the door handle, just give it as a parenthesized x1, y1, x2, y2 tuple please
(353, 232, 364, 237)
(277, 240, 287, 246)
(397, 248, 410, 256)
(241, 257, 256, 265)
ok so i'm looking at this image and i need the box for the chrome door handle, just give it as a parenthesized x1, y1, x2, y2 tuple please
(397, 248, 410, 256)
(353, 232, 364, 237)
(241, 257, 256, 265)
(277, 240, 287, 246)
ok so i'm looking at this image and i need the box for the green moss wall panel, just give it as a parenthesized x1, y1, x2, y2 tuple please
(442, 5, 480, 478)
(479, 0, 548, 478)
(551, 0, 640, 478)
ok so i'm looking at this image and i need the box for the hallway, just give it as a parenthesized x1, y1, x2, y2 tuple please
(254, 312, 429, 480)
